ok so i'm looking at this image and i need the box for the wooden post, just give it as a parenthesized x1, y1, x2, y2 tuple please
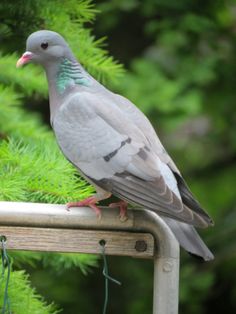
(0, 201, 179, 314)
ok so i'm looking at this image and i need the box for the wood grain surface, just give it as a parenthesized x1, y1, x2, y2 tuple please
(0, 226, 155, 258)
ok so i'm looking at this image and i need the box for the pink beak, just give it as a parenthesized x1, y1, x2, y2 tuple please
(16, 51, 33, 67)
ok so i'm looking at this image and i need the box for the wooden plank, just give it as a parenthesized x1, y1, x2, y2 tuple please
(0, 226, 154, 258)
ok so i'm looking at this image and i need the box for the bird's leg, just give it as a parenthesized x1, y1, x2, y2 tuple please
(66, 191, 111, 219)
(109, 200, 128, 221)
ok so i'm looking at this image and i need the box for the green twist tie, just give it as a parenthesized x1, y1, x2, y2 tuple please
(100, 240, 121, 314)
(0, 236, 11, 314)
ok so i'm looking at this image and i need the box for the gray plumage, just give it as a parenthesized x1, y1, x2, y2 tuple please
(18, 30, 214, 261)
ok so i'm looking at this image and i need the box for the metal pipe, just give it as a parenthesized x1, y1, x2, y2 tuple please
(0, 201, 179, 314)
(133, 210, 179, 314)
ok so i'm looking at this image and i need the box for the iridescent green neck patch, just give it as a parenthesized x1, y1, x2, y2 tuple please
(56, 58, 92, 94)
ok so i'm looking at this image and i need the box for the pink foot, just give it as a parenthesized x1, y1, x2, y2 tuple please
(66, 196, 101, 218)
(109, 201, 128, 221)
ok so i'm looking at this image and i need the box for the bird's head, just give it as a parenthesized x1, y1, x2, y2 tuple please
(16, 30, 74, 68)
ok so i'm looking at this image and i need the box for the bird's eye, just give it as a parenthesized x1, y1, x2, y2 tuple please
(41, 42, 48, 50)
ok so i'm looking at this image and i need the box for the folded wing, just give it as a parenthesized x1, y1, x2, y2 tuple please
(53, 90, 213, 228)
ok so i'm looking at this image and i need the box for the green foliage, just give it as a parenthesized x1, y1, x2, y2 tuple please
(41, 253, 98, 275)
(10, 251, 98, 275)
(179, 264, 214, 314)
(0, 0, 123, 83)
(0, 265, 59, 314)
(0, 139, 93, 203)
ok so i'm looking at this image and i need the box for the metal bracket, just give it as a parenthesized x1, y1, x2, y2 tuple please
(0, 201, 179, 314)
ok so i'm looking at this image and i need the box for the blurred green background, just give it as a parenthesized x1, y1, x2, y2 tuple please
(0, 0, 236, 313)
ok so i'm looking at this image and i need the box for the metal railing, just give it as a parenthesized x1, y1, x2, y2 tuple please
(0, 201, 179, 314)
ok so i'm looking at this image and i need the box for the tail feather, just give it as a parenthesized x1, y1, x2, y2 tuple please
(162, 217, 214, 261)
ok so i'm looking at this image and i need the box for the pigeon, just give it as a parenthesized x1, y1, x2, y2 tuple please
(17, 30, 214, 260)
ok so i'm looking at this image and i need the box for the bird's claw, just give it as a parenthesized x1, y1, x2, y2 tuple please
(66, 196, 102, 219)
(109, 201, 128, 221)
